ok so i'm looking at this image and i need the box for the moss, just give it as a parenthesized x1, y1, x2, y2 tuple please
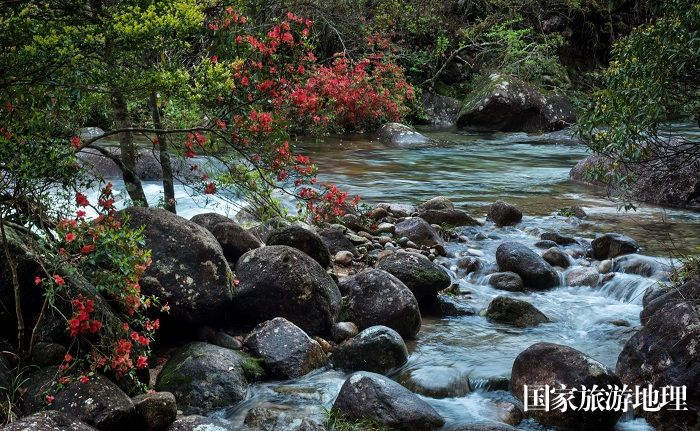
(240, 355, 266, 381)
(324, 407, 395, 431)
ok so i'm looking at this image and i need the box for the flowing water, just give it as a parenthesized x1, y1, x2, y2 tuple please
(91, 125, 700, 430)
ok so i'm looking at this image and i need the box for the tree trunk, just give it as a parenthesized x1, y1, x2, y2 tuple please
(110, 93, 149, 206)
(149, 92, 176, 213)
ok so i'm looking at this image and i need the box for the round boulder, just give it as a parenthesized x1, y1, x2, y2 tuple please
(3, 411, 97, 431)
(332, 326, 408, 374)
(377, 122, 434, 146)
(417, 196, 455, 212)
(265, 225, 332, 268)
(132, 391, 177, 431)
(244, 317, 327, 379)
(488, 272, 524, 292)
(591, 233, 639, 260)
(190, 212, 262, 264)
(23, 368, 135, 431)
(418, 209, 480, 227)
(376, 252, 451, 305)
(487, 201, 522, 227)
(232, 246, 342, 335)
(565, 267, 600, 287)
(496, 242, 559, 289)
(332, 371, 445, 430)
(394, 218, 443, 248)
(121, 208, 233, 329)
(511, 342, 622, 429)
(485, 296, 549, 328)
(155, 342, 261, 415)
(318, 227, 357, 255)
(542, 247, 571, 269)
(338, 269, 421, 339)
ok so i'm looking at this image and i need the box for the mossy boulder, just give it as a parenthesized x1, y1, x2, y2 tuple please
(265, 225, 332, 268)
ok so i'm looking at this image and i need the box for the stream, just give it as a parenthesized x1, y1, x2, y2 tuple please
(90, 125, 700, 430)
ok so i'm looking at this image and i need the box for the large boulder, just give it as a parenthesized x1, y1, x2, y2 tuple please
(338, 269, 421, 339)
(332, 326, 409, 374)
(23, 368, 135, 431)
(456, 75, 575, 133)
(2, 411, 97, 431)
(496, 242, 559, 289)
(616, 278, 700, 430)
(487, 201, 522, 227)
(318, 227, 357, 255)
(511, 343, 622, 430)
(265, 226, 331, 268)
(121, 208, 233, 329)
(376, 252, 451, 305)
(591, 233, 639, 260)
(132, 391, 177, 431)
(243, 317, 327, 379)
(394, 218, 443, 248)
(485, 296, 549, 328)
(377, 122, 434, 146)
(190, 213, 262, 264)
(232, 246, 341, 335)
(332, 372, 445, 430)
(155, 342, 262, 414)
(420, 93, 462, 128)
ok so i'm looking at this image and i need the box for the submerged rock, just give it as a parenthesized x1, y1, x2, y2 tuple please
(155, 342, 261, 414)
(496, 242, 559, 289)
(488, 272, 524, 292)
(616, 277, 700, 430)
(266, 225, 332, 268)
(232, 245, 341, 335)
(338, 269, 421, 339)
(511, 343, 622, 430)
(244, 317, 327, 379)
(456, 75, 575, 133)
(487, 201, 522, 226)
(377, 122, 434, 146)
(376, 252, 451, 305)
(398, 366, 471, 398)
(121, 208, 233, 330)
(332, 326, 408, 374)
(485, 296, 549, 328)
(332, 371, 445, 430)
(190, 212, 262, 264)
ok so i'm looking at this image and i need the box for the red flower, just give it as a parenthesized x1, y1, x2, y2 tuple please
(76, 209, 86, 218)
(70, 135, 81, 149)
(35, 276, 42, 285)
(81, 244, 95, 254)
(64, 353, 73, 363)
(210, 55, 218, 64)
(136, 356, 148, 369)
(45, 395, 55, 404)
(65, 232, 76, 242)
(75, 193, 89, 207)
(78, 375, 90, 383)
(53, 274, 65, 286)
(204, 182, 217, 194)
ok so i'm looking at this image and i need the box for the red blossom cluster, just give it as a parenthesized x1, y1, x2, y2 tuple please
(67, 296, 102, 337)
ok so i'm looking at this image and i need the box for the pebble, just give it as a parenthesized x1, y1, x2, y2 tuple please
(334, 251, 354, 266)
(376, 222, 395, 233)
(598, 259, 612, 273)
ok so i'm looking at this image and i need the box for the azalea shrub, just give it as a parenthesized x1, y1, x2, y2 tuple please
(35, 183, 165, 396)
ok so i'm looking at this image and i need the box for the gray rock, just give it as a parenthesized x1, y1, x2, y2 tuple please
(375, 202, 416, 218)
(542, 247, 571, 269)
(565, 267, 600, 287)
(487, 201, 522, 226)
(213, 331, 243, 350)
(534, 240, 558, 249)
(333, 250, 354, 266)
(377, 122, 434, 146)
(165, 415, 234, 431)
(376, 252, 451, 305)
(485, 296, 549, 328)
(591, 233, 639, 260)
(418, 209, 479, 227)
(398, 366, 471, 398)
(447, 424, 517, 431)
(613, 254, 663, 277)
(427, 294, 476, 317)
(338, 269, 421, 339)
(616, 277, 700, 430)
(121, 208, 233, 330)
(2, 411, 98, 431)
(496, 242, 559, 289)
(421, 93, 462, 128)
(266, 226, 332, 268)
(244, 405, 326, 431)
(332, 371, 445, 430)
(30, 342, 67, 367)
(394, 218, 443, 248)
(23, 368, 135, 431)
(457, 76, 575, 133)
(457, 256, 482, 274)
(332, 326, 408, 374)
(488, 272, 524, 292)
(244, 317, 327, 379)
(331, 322, 359, 343)
(155, 342, 261, 414)
(132, 391, 177, 431)
(232, 246, 341, 335)
(540, 232, 578, 245)
(190, 212, 262, 264)
(511, 343, 622, 429)
(417, 196, 455, 211)
(597, 259, 612, 273)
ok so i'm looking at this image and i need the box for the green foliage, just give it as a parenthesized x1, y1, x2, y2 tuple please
(671, 248, 700, 287)
(578, 0, 700, 201)
(323, 408, 394, 431)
